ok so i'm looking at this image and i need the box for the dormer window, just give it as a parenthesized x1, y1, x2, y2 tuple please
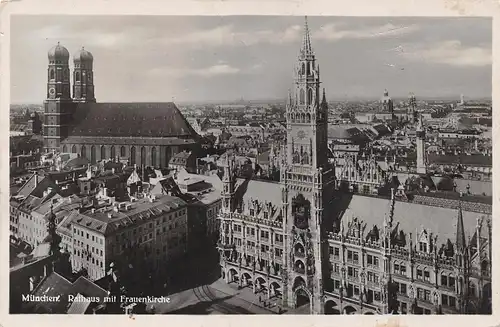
(264, 211, 269, 219)
(419, 241, 427, 253)
(250, 209, 255, 216)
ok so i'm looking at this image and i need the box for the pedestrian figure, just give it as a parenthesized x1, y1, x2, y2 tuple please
(259, 296, 262, 303)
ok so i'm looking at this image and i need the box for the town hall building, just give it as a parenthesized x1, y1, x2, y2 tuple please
(216, 17, 492, 315)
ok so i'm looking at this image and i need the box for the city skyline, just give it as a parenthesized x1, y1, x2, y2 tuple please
(11, 15, 492, 104)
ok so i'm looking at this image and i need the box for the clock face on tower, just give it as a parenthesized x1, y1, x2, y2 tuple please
(297, 129, 307, 140)
(49, 87, 56, 96)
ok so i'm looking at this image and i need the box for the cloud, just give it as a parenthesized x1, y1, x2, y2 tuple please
(313, 23, 419, 41)
(32, 22, 304, 50)
(399, 40, 492, 67)
(148, 64, 240, 77)
(162, 24, 301, 47)
(30, 24, 145, 49)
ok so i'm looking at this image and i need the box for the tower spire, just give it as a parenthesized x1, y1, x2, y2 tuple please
(301, 16, 313, 55)
(456, 195, 466, 251)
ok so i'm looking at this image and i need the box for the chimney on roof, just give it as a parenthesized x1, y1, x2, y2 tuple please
(107, 213, 113, 219)
(91, 208, 96, 214)
(111, 168, 115, 174)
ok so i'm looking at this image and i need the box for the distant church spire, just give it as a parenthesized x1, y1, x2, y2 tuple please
(301, 16, 313, 55)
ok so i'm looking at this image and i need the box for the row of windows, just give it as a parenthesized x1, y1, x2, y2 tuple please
(69, 145, 171, 166)
(73, 249, 104, 268)
(331, 279, 382, 301)
(232, 238, 283, 258)
(329, 247, 380, 268)
(114, 210, 186, 242)
(74, 242, 104, 257)
(233, 226, 284, 244)
(74, 228, 104, 245)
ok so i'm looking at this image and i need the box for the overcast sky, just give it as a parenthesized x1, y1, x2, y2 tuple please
(11, 15, 491, 104)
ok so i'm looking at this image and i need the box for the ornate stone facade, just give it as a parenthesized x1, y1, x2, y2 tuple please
(216, 17, 492, 315)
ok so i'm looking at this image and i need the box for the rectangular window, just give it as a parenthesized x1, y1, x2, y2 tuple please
(353, 252, 359, 264)
(424, 270, 430, 282)
(417, 269, 423, 280)
(329, 246, 334, 255)
(424, 290, 431, 302)
(347, 250, 353, 261)
(334, 247, 340, 257)
(441, 294, 448, 306)
(400, 283, 407, 295)
(401, 302, 407, 314)
(417, 288, 424, 300)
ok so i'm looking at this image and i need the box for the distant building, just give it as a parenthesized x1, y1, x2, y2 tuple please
(168, 150, 197, 173)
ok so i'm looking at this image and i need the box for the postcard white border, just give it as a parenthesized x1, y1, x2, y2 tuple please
(1, 1, 499, 327)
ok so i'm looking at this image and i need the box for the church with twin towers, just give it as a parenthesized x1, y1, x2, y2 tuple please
(43, 43, 198, 167)
(217, 17, 491, 315)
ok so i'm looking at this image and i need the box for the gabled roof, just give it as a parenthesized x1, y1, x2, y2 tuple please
(337, 194, 486, 246)
(29, 272, 108, 313)
(67, 102, 198, 139)
(233, 178, 282, 212)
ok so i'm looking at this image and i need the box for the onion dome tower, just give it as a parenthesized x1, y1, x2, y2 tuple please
(73, 47, 96, 103)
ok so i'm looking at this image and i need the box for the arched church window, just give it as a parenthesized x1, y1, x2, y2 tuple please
(165, 147, 171, 167)
(90, 146, 96, 164)
(306, 62, 310, 76)
(76, 71, 80, 82)
(101, 146, 106, 160)
(71, 145, 77, 154)
(120, 146, 126, 157)
(307, 88, 313, 106)
(299, 89, 305, 105)
(130, 147, 136, 165)
(62, 145, 67, 153)
(151, 147, 157, 167)
(110, 146, 116, 160)
(140, 147, 146, 166)
(81, 145, 87, 159)
(49, 69, 55, 80)
(301, 63, 305, 75)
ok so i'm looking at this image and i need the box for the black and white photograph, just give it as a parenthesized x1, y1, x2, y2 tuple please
(7, 14, 493, 316)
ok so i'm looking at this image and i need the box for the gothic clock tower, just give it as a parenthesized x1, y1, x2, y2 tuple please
(281, 17, 335, 314)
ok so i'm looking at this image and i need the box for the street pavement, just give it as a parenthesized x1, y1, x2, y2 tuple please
(148, 278, 282, 314)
